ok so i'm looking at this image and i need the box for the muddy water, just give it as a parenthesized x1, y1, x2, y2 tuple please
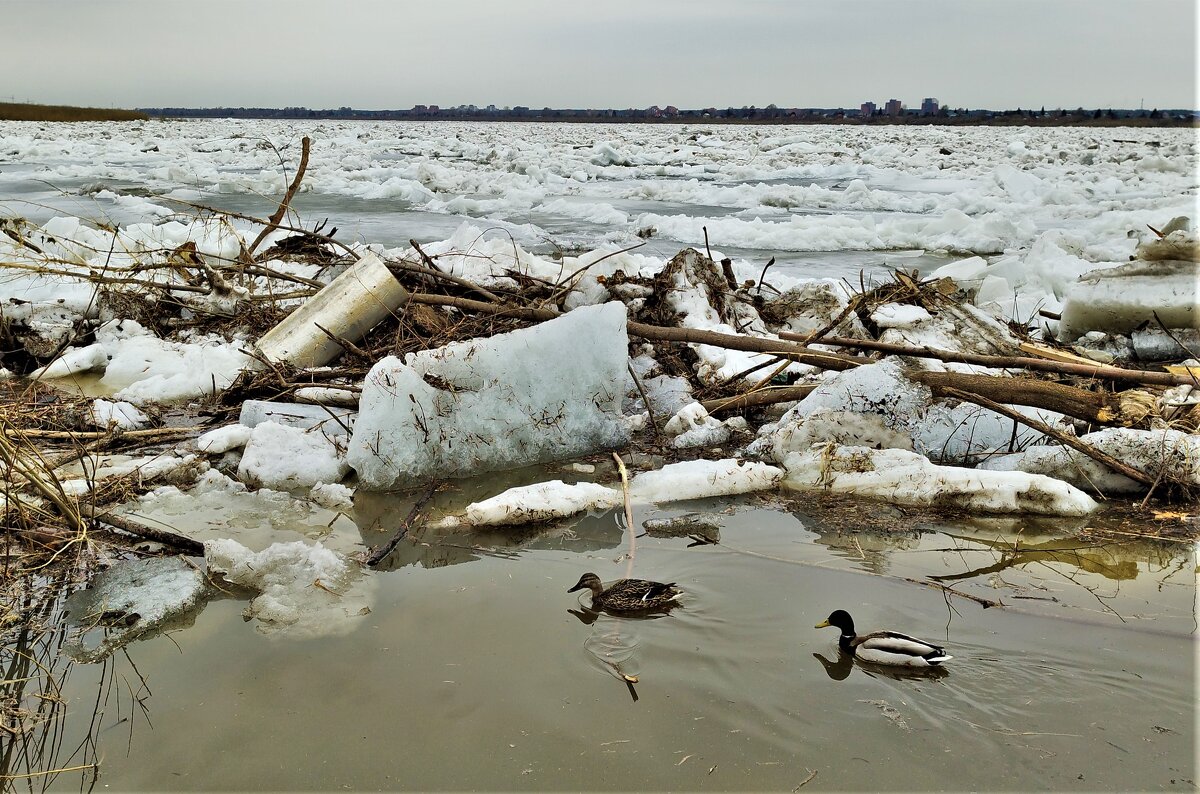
(34, 490, 1196, 791)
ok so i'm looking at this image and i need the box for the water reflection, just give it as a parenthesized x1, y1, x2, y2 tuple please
(354, 474, 629, 570)
(812, 651, 950, 682)
(1, 572, 107, 792)
(931, 533, 1141, 583)
(789, 498, 1195, 620)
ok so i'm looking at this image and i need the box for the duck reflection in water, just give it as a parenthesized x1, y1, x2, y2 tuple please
(813, 650, 950, 681)
(567, 605, 675, 625)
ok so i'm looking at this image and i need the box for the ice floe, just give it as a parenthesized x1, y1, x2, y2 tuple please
(780, 443, 1098, 516)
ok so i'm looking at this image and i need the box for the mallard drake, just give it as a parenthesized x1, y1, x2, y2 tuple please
(568, 572, 681, 613)
(815, 609, 952, 667)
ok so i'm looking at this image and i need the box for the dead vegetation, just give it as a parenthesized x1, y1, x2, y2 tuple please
(0, 101, 148, 122)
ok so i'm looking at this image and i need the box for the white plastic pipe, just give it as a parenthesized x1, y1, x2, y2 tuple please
(255, 252, 409, 367)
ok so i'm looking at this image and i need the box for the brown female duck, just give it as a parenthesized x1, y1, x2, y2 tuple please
(568, 572, 681, 613)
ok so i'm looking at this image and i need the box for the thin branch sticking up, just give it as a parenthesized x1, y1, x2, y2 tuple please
(248, 136, 312, 258)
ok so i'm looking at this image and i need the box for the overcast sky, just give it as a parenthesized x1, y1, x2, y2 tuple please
(5, 0, 1196, 110)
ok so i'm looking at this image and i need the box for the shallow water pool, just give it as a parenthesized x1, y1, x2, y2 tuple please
(16, 493, 1195, 791)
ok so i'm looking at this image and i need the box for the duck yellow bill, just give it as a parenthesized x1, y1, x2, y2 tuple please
(814, 619, 830, 628)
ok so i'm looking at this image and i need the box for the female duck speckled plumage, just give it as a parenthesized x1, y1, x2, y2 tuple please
(568, 572, 681, 613)
(815, 609, 952, 667)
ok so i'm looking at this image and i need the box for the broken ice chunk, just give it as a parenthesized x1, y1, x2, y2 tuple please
(348, 303, 630, 489)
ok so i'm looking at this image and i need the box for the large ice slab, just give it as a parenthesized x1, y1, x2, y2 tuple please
(1058, 259, 1200, 342)
(237, 421, 349, 490)
(629, 458, 784, 502)
(348, 303, 630, 489)
(434, 479, 623, 527)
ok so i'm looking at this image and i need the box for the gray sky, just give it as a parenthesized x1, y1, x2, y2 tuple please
(5, 0, 1196, 110)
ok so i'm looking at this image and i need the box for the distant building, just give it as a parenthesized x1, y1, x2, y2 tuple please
(884, 98, 904, 116)
(860, 101, 877, 116)
(920, 97, 940, 115)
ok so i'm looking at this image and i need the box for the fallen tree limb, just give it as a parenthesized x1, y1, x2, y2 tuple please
(3, 427, 202, 442)
(786, 333, 1198, 387)
(908, 371, 1127, 426)
(83, 507, 206, 556)
(701, 385, 818, 415)
(940, 386, 1156, 488)
(903, 577, 1003, 608)
(409, 294, 863, 371)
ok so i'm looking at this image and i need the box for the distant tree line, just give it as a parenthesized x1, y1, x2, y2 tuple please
(135, 105, 1197, 126)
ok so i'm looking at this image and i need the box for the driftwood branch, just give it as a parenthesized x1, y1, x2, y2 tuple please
(627, 364, 661, 438)
(83, 507, 206, 556)
(366, 483, 440, 567)
(909, 371, 1127, 426)
(4, 427, 202, 443)
(789, 333, 1197, 387)
(701, 385, 818, 415)
(409, 293, 864, 371)
(248, 136, 312, 258)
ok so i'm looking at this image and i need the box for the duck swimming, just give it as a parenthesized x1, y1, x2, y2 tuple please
(815, 609, 952, 667)
(568, 572, 681, 613)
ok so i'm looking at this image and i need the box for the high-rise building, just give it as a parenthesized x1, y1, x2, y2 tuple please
(884, 99, 904, 116)
(860, 101, 877, 116)
(920, 97, 940, 115)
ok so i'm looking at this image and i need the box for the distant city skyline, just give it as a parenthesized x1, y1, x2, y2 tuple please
(3, 0, 1195, 111)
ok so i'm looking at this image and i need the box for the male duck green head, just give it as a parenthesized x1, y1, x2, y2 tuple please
(816, 609, 952, 667)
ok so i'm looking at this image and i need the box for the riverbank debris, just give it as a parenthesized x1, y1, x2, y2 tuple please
(2, 136, 1197, 656)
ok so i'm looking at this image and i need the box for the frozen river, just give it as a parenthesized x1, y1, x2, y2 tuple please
(2, 120, 1194, 290)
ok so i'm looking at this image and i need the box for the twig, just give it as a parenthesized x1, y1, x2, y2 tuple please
(627, 364, 661, 439)
(797, 296, 861, 345)
(408, 239, 443, 272)
(1151, 311, 1200, 386)
(756, 256, 775, 297)
(313, 322, 371, 360)
(794, 769, 818, 790)
(387, 259, 502, 303)
(545, 241, 646, 306)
